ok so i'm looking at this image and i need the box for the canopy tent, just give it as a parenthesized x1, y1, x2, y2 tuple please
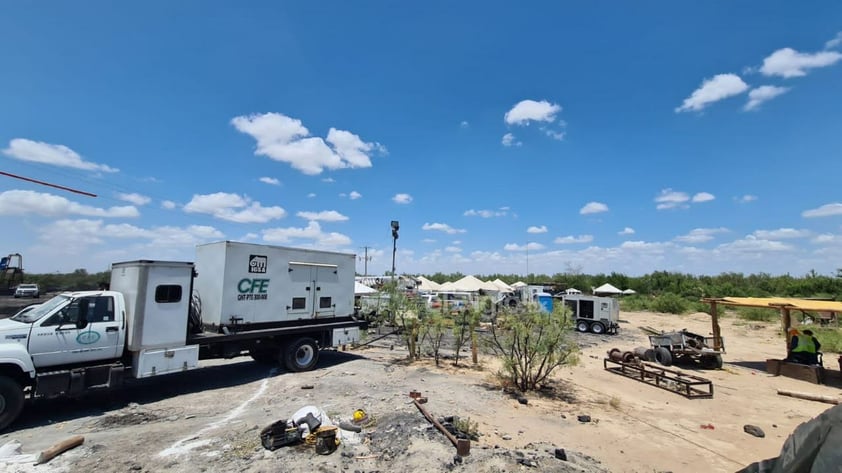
(622, 289, 637, 295)
(511, 281, 527, 288)
(438, 281, 458, 291)
(448, 275, 500, 292)
(704, 297, 842, 336)
(490, 279, 514, 292)
(564, 288, 582, 295)
(593, 283, 623, 295)
(354, 281, 378, 295)
(416, 276, 442, 292)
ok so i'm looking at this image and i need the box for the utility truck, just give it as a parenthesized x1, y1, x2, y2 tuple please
(0, 241, 364, 431)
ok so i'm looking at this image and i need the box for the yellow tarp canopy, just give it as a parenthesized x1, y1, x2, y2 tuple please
(714, 297, 842, 313)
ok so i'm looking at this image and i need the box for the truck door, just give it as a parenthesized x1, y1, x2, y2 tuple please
(28, 295, 122, 368)
(288, 262, 339, 318)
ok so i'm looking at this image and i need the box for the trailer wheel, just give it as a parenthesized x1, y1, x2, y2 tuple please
(590, 322, 605, 334)
(654, 347, 673, 366)
(0, 376, 24, 432)
(576, 321, 590, 333)
(284, 338, 319, 372)
(643, 349, 656, 362)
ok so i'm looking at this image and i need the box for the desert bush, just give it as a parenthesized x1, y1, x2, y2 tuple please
(736, 307, 777, 322)
(619, 295, 651, 312)
(486, 304, 578, 392)
(419, 313, 448, 366)
(811, 328, 842, 353)
(452, 308, 480, 366)
(650, 293, 689, 314)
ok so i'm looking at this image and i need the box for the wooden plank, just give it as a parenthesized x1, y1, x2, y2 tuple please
(36, 435, 84, 465)
(778, 362, 823, 384)
(777, 389, 840, 405)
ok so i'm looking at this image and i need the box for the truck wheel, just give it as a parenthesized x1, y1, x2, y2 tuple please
(590, 322, 605, 334)
(654, 347, 673, 366)
(643, 349, 656, 362)
(284, 338, 319, 372)
(576, 321, 590, 333)
(0, 376, 24, 432)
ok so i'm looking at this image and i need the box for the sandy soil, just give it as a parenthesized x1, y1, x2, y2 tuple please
(0, 310, 840, 473)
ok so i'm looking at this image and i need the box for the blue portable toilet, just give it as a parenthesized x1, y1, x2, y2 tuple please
(536, 292, 553, 313)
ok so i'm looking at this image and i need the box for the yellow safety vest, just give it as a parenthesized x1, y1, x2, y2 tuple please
(792, 336, 816, 354)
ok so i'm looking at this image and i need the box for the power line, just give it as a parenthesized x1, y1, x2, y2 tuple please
(0, 170, 97, 197)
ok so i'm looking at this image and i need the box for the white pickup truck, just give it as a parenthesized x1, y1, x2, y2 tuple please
(0, 241, 364, 431)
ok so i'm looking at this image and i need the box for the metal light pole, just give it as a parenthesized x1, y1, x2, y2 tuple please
(359, 246, 372, 277)
(390, 221, 399, 278)
(526, 242, 530, 279)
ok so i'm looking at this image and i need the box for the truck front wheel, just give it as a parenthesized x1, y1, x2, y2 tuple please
(284, 338, 319, 372)
(0, 376, 24, 432)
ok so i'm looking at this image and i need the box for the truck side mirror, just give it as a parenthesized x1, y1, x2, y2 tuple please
(76, 299, 90, 330)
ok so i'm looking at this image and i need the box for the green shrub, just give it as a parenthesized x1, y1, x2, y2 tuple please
(736, 307, 777, 322)
(620, 295, 651, 312)
(811, 328, 842, 353)
(650, 293, 689, 314)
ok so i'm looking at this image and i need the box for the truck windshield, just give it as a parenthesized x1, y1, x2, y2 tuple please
(10, 294, 71, 323)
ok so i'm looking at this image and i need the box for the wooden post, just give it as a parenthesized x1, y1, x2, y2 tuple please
(782, 308, 791, 339)
(710, 301, 722, 351)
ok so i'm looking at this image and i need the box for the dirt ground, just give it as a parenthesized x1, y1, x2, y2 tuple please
(1, 310, 841, 473)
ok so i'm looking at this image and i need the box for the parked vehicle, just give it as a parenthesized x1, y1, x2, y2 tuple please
(561, 294, 620, 334)
(13, 284, 39, 298)
(0, 241, 365, 431)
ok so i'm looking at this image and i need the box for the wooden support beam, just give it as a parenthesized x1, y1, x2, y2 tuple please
(710, 301, 722, 351)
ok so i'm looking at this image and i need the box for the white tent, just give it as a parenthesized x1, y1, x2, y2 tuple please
(449, 275, 499, 292)
(622, 288, 637, 295)
(416, 276, 442, 292)
(490, 278, 513, 292)
(511, 281, 527, 288)
(354, 281, 377, 295)
(593, 283, 623, 295)
(438, 281, 458, 291)
(564, 288, 582, 294)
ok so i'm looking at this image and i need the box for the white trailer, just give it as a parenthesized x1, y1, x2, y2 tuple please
(0, 241, 365, 431)
(561, 294, 620, 335)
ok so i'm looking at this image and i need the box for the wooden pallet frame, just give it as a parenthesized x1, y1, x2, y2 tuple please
(603, 358, 714, 399)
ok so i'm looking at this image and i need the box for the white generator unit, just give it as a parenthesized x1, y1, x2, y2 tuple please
(194, 241, 356, 329)
(562, 294, 620, 335)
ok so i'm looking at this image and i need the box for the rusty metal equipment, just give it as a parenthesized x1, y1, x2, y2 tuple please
(411, 393, 470, 456)
(647, 329, 725, 369)
(607, 348, 635, 364)
(603, 358, 714, 399)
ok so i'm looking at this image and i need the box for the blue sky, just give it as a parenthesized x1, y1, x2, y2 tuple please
(2, 2, 842, 277)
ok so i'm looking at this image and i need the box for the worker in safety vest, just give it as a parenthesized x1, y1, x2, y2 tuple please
(789, 328, 821, 365)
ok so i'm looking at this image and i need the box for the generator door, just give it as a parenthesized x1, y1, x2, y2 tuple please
(288, 262, 338, 319)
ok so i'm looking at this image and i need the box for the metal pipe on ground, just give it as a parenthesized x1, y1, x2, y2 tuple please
(413, 398, 470, 456)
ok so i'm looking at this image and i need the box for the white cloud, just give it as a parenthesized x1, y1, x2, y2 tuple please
(812, 233, 842, 245)
(752, 228, 810, 239)
(501, 133, 521, 147)
(296, 210, 349, 222)
(422, 222, 466, 234)
(737, 195, 758, 203)
(262, 220, 351, 248)
(554, 235, 594, 244)
(464, 208, 508, 218)
(579, 202, 609, 215)
(655, 189, 690, 210)
(527, 225, 548, 234)
(0, 190, 138, 218)
(802, 203, 842, 218)
(445, 246, 461, 253)
(161, 200, 177, 210)
(618, 227, 635, 235)
(392, 193, 413, 204)
(826, 32, 842, 50)
(717, 235, 794, 253)
(460, 121, 469, 128)
(544, 129, 566, 141)
(760, 48, 842, 78)
(504, 100, 562, 125)
(259, 177, 280, 186)
(744, 85, 790, 111)
(307, 193, 316, 198)
(183, 192, 286, 223)
(231, 112, 385, 175)
(692, 192, 715, 203)
(3, 138, 118, 173)
(674, 227, 729, 243)
(117, 193, 151, 206)
(504, 242, 545, 251)
(675, 73, 749, 113)
(349, 191, 362, 200)
(322, 177, 335, 183)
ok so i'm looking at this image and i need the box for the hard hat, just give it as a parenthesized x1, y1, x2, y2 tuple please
(352, 409, 367, 423)
(788, 328, 799, 335)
